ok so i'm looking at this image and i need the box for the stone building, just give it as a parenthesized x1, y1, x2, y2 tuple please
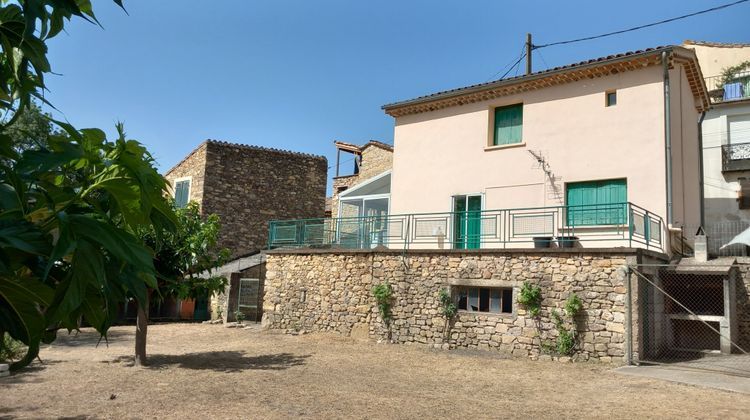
(331, 140, 393, 219)
(165, 140, 328, 258)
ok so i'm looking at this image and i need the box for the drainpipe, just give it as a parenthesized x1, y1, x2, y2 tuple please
(663, 51, 673, 226)
(698, 111, 707, 228)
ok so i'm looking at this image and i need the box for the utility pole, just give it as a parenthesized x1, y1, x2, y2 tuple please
(526, 33, 533, 75)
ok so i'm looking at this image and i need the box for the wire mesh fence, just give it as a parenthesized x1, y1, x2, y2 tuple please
(630, 264, 750, 377)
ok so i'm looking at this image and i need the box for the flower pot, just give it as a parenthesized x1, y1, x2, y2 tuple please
(556, 236, 579, 248)
(533, 237, 553, 248)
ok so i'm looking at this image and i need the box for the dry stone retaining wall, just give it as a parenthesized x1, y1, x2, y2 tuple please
(263, 249, 662, 363)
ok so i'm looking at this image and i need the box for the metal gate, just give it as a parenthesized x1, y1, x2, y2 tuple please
(237, 277, 262, 322)
(630, 263, 750, 377)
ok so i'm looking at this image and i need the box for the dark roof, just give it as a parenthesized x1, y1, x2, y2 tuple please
(164, 139, 325, 176)
(334, 140, 393, 153)
(382, 45, 709, 116)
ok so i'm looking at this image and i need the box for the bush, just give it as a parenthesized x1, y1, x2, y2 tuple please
(517, 282, 542, 317)
(1, 333, 27, 364)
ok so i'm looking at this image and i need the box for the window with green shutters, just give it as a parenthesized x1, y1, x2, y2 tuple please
(174, 179, 190, 208)
(493, 104, 523, 146)
(566, 179, 627, 226)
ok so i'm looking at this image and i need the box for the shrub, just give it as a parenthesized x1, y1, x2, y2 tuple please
(372, 282, 393, 323)
(517, 282, 542, 317)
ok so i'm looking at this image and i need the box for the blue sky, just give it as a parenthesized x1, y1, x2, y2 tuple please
(44, 0, 748, 190)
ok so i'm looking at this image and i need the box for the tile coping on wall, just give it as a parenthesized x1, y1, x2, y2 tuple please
(266, 247, 668, 260)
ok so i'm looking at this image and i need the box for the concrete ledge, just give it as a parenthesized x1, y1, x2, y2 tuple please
(266, 246, 668, 260)
(616, 365, 750, 394)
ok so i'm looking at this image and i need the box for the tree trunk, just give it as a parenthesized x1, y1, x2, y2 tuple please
(134, 294, 149, 366)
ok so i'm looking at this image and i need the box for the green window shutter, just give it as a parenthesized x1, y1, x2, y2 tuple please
(174, 180, 190, 208)
(494, 104, 523, 145)
(566, 179, 626, 226)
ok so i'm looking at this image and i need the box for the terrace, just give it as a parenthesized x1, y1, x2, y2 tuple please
(705, 71, 750, 104)
(268, 202, 664, 252)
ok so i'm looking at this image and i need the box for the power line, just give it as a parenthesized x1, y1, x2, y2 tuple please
(535, 0, 749, 49)
(486, 44, 527, 82)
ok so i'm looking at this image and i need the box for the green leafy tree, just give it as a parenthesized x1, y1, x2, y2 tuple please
(0, 1, 180, 371)
(3, 101, 55, 154)
(136, 202, 230, 364)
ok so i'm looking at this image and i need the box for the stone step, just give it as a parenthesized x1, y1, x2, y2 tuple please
(0, 363, 9, 372)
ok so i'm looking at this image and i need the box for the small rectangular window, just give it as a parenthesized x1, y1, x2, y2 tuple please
(455, 286, 513, 314)
(606, 91, 617, 107)
(174, 179, 190, 208)
(493, 104, 523, 146)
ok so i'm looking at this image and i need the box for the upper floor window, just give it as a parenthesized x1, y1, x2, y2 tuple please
(493, 104, 523, 146)
(174, 179, 191, 208)
(606, 91, 617, 107)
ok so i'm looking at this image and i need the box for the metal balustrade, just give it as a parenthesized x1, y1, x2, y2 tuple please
(722, 142, 750, 172)
(268, 202, 664, 252)
(705, 73, 750, 104)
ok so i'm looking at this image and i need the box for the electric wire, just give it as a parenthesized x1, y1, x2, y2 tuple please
(534, 0, 749, 49)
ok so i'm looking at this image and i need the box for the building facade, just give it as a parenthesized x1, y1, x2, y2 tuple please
(685, 41, 750, 254)
(331, 140, 393, 220)
(381, 46, 708, 254)
(165, 140, 328, 257)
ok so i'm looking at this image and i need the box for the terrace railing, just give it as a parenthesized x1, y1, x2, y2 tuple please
(722, 142, 750, 172)
(268, 202, 664, 252)
(705, 73, 750, 104)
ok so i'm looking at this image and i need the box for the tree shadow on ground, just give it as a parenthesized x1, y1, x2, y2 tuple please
(108, 351, 310, 372)
(50, 329, 133, 348)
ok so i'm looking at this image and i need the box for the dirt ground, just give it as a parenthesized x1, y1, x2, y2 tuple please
(1, 324, 748, 419)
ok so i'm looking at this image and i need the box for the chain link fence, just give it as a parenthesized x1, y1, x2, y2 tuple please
(629, 263, 750, 377)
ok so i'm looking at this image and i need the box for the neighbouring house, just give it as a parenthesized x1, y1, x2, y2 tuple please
(165, 139, 328, 257)
(683, 40, 750, 255)
(331, 140, 393, 218)
(164, 139, 327, 320)
(262, 46, 750, 366)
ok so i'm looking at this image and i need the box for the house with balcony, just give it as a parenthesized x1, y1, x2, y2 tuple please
(270, 46, 709, 254)
(684, 40, 750, 254)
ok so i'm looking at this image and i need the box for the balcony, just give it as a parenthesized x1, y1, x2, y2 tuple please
(268, 202, 664, 252)
(705, 73, 750, 104)
(722, 142, 750, 172)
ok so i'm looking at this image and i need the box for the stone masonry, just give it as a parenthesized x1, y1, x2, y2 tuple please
(263, 248, 667, 363)
(165, 140, 327, 258)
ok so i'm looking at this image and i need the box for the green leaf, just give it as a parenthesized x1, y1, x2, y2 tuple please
(0, 276, 54, 371)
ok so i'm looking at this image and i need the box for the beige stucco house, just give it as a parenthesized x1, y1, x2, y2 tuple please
(683, 41, 750, 254)
(378, 46, 708, 253)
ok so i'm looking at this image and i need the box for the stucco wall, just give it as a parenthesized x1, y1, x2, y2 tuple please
(702, 102, 750, 227)
(685, 42, 750, 78)
(388, 64, 701, 249)
(262, 249, 665, 362)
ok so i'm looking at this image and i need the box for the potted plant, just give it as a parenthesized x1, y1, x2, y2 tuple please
(532, 236, 553, 248)
(556, 235, 579, 248)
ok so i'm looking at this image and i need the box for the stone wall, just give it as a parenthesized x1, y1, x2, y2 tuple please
(263, 249, 664, 362)
(164, 143, 208, 207)
(166, 140, 327, 258)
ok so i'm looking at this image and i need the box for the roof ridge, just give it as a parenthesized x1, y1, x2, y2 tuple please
(206, 139, 326, 159)
(684, 39, 750, 48)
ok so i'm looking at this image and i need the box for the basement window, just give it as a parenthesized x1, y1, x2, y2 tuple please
(456, 287, 513, 314)
(605, 91, 617, 107)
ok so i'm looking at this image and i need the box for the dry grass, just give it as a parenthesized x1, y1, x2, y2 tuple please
(0, 323, 748, 419)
